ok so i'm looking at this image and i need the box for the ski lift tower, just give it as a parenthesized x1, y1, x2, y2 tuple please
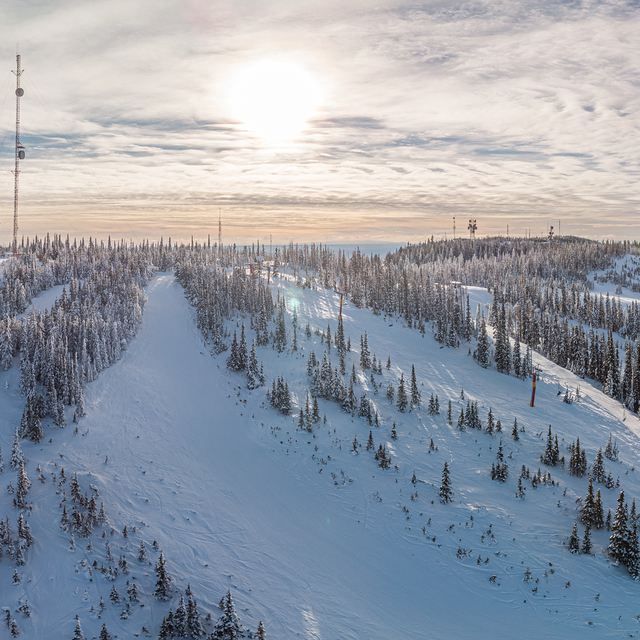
(12, 53, 25, 258)
(468, 219, 477, 239)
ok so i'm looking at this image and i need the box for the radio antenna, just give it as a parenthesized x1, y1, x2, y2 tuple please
(12, 51, 25, 257)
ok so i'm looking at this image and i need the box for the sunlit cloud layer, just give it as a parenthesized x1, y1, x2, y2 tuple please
(0, 0, 638, 244)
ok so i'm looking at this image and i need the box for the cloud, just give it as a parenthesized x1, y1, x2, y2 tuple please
(0, 0, 638, 243)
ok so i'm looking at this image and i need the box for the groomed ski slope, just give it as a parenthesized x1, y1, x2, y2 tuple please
(4, 268, 640, 639)
(78, 273, 538, 640)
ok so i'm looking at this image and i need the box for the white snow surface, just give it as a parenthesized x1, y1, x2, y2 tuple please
(3, 270, 640, 638)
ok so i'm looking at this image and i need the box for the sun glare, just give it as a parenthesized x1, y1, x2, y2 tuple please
(229, 59, 322, 142)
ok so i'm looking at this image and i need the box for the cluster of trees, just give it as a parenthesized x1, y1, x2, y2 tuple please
(570, 489, 640, 579)
(1, 244, 153, 446)
(59, 471, 108, 540)
(0, 512, 33, 567)
(490, 441, 509, 482)
(226, 325, 265, 389)
(540, 428, 619, 488)
(175, 253, 274, 355)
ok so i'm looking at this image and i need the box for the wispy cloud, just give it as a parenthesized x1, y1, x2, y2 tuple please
(0, 0, 638, 243)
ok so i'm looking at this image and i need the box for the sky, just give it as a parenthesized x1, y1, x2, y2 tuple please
(0, 0, 638, 245)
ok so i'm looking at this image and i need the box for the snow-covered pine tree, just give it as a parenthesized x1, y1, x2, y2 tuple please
(410, 365, 421, 407)
(210, 590, 245, 639)
(386, 383, 394, 405)
(439, 461, 453, 504)
(154, 550, 172, 601)
(581, 475, 595, 527)
(366, 431, 374, 451)
(10, 428, 24, 469)
(396, 373, 408, 413)
(568, 523, 580, 554)
(187, 594, 207, 638)
(72, 616, 87, 640)
(360, 332, 371, 370)
(247, 341, 261, 390)
(476, 312, 490, 369)
(542, 425, 558, 466)
(486, 407, 494, 435)
(605, 434, 619, 461)
(99, 623, 113, 640)
(593, 489, 605, 530)
(226, 331, 241, 371)
(174, 595, 187, 637)
(511, 418, 519, 441)
(608, 489, 629, 565)
(582, 523, 592, 554)
(592, 448, 606, 484)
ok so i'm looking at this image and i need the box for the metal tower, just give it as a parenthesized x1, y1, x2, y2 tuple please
(12, 53, 25, 258)
(218, 208, 222, 247)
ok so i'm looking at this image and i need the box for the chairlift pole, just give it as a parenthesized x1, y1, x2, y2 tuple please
(530, 369, 538, 407)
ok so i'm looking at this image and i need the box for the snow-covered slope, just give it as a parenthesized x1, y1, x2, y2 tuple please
(3, 269, 640, 639)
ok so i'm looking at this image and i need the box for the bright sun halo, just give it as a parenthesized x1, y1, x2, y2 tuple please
(229, 59, 322, 141)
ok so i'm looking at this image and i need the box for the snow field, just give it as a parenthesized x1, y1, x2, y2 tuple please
(3, 263, 640, 638)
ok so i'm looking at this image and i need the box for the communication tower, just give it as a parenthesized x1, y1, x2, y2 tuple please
(468, 219, 477, 239)
(12, 53, 25, 257)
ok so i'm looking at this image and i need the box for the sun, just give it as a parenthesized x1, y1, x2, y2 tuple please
(229, 59, 322, 141)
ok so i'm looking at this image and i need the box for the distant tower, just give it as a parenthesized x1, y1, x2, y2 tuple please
(468, 219, 477, 239)
(218, 208, 222, 247)
(12, 52, 25, 258)
(453, 216, 456, 239)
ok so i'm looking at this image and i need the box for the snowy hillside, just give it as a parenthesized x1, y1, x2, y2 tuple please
(3, 239, 640, 639)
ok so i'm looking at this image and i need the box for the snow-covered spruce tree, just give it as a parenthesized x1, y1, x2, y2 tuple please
(439, 462, 453, 504)
(581, 476, 595, 527)
(396, 373, 408, 413)
(541, 425, 559, 466)
(99, 623, 112, 640)
(582, 523, 592, 555)
(608, 489, 629, 565)
(246, 340, 263, 390)
(255, 620, 266, 640)
(187, 594, 207, 638)
(593, 489, 605, 530)
(605, 434, 619, 461)
(592, 448, 606, 484)
(568, 523, 580, 554)
(21, 395, 43, 443)
(360, 332, 371, 370)
(10, 427, 24, 469)
(154, 550, 172, 601)
(72, 616, 86, 640)
(174, 595, 187, 637)
(273, 305, 287, 353)
(476, 311, 490, 369)
(410, 365, 421, 407)
(226, 331, 241, 371)
(210, 590, 245, 639)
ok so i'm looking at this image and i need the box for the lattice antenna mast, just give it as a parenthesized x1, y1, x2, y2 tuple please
(218, 208, 222, 246)
(12, 53, 25, 258)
